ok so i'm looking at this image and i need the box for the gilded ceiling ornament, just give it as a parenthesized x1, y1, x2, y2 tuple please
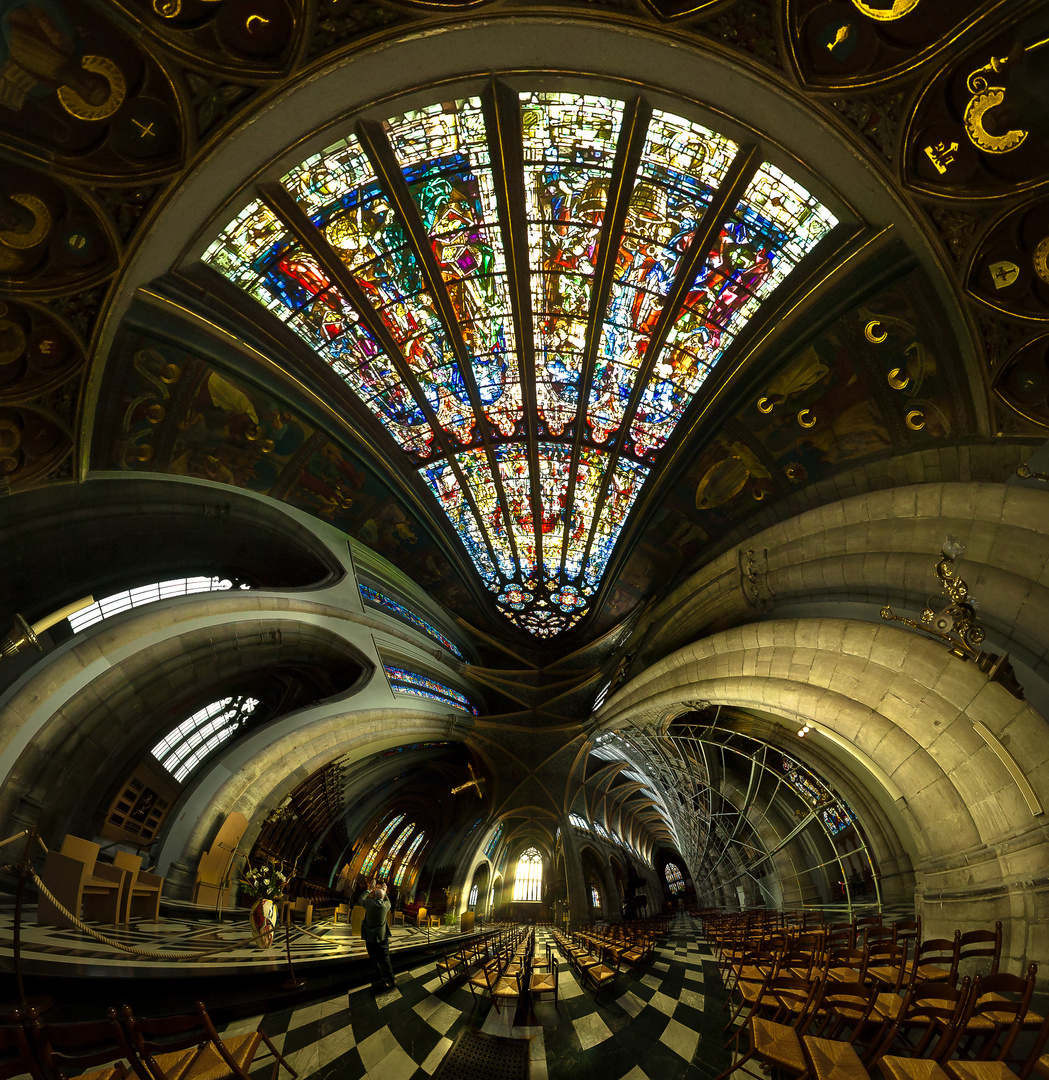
(0, 194, 50, 250)
(963, 57, 1027, 155)
(1032, 237, 1049, 285)
(988, 260, 1020, 290)
(887, 368, 909, 390)
(850, 0, 920, 20)
(905, 409, 925, 429)
(57, 56, 126, 121)
(797, 408, 817, 428)
(153, 0, 181, 15)
(864, 320, 887, 343)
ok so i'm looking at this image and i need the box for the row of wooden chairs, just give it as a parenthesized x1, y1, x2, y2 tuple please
(717, 963, 1049, 1080)
(553, 930, 623, 997)
(1, 1002, 294, 1080)
(466, 928, 559, 1014)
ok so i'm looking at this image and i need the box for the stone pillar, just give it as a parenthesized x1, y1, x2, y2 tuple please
(559, 818, 590, 930)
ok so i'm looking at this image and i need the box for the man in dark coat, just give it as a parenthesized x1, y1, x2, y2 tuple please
(362, 878, 396, 989)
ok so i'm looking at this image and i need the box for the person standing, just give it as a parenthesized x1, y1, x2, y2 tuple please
(362, 878, 396, 989)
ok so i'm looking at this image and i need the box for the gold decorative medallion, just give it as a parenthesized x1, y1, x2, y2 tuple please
(887, 368, 910, 390)
(905, 410, 925, 430)
(57, 56, 127, 121)
(988, 261, 1020, 290)
(0, 194, 50, 249)
(963, 59, 1027, 154)
(850, 0, 920, 20)
(797, 409, 817, 428)
(1032, 237, 1049, 285)
(864, 320, 887, 343)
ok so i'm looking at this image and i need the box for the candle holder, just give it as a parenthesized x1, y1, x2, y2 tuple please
(881, 537, 1024, 699)
(0, 614, 41, 659)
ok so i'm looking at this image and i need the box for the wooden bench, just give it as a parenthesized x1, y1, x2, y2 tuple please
(113, 851, 164, 922)
(37, 835, 125, 928)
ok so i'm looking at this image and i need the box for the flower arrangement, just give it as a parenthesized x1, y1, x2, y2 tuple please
(241, 862, 288, 901)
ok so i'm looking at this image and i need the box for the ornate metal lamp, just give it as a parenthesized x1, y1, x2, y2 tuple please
(0, 596, 94, 659)
(881, 537, 1023, 699)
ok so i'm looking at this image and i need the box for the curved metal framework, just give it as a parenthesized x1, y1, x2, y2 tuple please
(593, 720, 881, 913)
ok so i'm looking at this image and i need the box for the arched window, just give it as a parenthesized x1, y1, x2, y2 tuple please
(151, 695, 259, 783)
(379, 822, 415, 878)
(484, 821, 504, 859)
(512, 847, 543, 901)
(590, 884, 601, 907)
(70, 577, 241, 633)
(394, 832, 425, 885)
(664, 863, 685, 895)
(361, 814, 405, 876)
(469, 884, 479, 906)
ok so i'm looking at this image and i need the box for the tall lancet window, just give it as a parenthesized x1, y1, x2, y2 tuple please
(512, 847, 543, 902)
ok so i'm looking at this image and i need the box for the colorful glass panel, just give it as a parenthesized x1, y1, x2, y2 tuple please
(592, 111, 737, 446)
(205, 94, 840, 639)
(359, 584, 464, 659)
(484, 822, 503, 859)
(394, 832, 426, 885)
(361, 813, 405, 875)
(386, 98, 523, 441)
(664, 863, 684, 895)
(384, 665, 478, 715)
(633, 164, 838, 454)
(521, 93, 625, 438)
(512, 847, 543, 902)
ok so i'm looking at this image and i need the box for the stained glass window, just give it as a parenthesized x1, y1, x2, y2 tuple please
(469, 884, 479, 906)
(204, 90, 839, 638)
(569, 813, 590, 831)
(590, 885, 601, 907)
(594, 822, 610, 840)
(360, 584, 464, 659)
(384, 665, 477, 714)
(152, 696, 259, 783)
(664, 863, 684, 895)
(513, 847, 543, 901)
(781, 755, 852, 836)
(484, 821, 503, 859)
(394, 832, 425, 885)
(379, 822, 415, 878)
(362, 813, 405, 876)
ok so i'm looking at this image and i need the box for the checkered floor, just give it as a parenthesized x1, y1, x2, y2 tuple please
(0, 908, 461, 974)
(220, 914, 731, 1080)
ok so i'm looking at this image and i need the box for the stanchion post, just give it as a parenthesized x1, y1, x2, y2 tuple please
(281, 921, 306, 991)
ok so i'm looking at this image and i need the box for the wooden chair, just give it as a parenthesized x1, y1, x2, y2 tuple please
(25, 1008, 135, 1080)
(956, 966, 1037, 1061)
(907, 937, 959, 987)
(436, 946, 466, 987)
(37, 836, 125, 928)
(0, 1014, 43, 1080)
(583, 952, 620, 996)
(530, 957, 558, 1007)
(490, 968, 522, 1015)
(120, 1002, 295, 1080)
(956, 923, 1003, 980)
(870, 978, 973, 1067)
(947, 1007, 1049, 1080)
(113, 852, 163, 923)
(715, 974, 824, 1080)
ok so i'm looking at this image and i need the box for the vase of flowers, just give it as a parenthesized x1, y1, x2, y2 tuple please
(241, 862, 288, 949)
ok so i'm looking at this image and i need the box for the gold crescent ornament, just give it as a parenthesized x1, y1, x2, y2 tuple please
(57, 56, 127, 121)
(757, 396, 775, 414)
(963, 60, 1027, 155)
(0, 194, 50, 250)
(850, 0, 920, 20)
(797, 409, 817, 428)
(1032, 237, 1049, 285)
(864, 320, 888, 343)
(887, 368, 910, 390)
(153, 0, 181, 14)
(905, 410, 925, 430)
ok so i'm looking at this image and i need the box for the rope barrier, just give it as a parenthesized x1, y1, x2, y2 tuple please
(30, 871, 258, 962)
(0, 830, 28, 851)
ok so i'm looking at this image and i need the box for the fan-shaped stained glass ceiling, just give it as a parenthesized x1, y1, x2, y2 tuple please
(203, 89, 839, 638)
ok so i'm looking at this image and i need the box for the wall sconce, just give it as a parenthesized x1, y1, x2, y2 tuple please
(880, 538, 1023, 699)
(0, 596, 94, 660)
(797, 725, 810, 737)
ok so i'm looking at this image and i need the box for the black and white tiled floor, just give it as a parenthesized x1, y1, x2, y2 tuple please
(219, 915, 732, 1080)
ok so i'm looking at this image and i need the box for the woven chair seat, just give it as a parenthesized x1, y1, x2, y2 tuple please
(873, 992, 905, 1020)
(802, 1036, 868, 1080)
(530, 973, 556, 992)
(749, 1017, 806, 1072)
(161, 1031, 262, 1080)
(493, 978, 519, 997)
(881, 1056, 951, 1080)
